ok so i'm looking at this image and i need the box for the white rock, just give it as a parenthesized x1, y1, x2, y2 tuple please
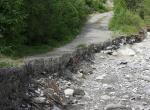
(100, 55, 105, 59)
(147, 32, 150, 36)
(105, 104, 132, 110)
(101, 95, 111, 100)
(112, 51, 118, 56)
(118, 46, 136, 56)
(33, 97, 46, 103)
(96, 74, 106, 80)
(77, 72, 83, 78)
(52, 105, 62, 110)
(64, 89, 74, 97)
(35, 88, 44, 96)
(138, 75, 150, 82)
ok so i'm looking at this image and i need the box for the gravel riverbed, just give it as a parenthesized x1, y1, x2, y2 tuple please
(72, 32, 150, 110)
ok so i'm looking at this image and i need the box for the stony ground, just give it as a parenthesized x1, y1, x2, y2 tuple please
(70, 32, 150, 110)
(24, 32, 150, 110)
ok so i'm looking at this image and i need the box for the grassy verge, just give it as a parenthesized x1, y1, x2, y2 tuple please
(109, 0, 149, 36)
(144, 0, 150, 26)
(0, 33, 77, 67)
(145, 16, 150, 26)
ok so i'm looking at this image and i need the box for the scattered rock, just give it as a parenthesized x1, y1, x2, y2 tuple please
(35, 88, 44, 96)
(52, 105, 62, 110)
(138, 75, 150, 82)
(106, 46, 113, 50)
(120, 62, 128, 65)
(64, 89, 74, 97)
(63, 69, 73, 80)
(100, 55, 105, 59)
(118, 46, 136, 56)
(112, 51, 118, 56)
(73, 89, 85, 96)
(79, 65, 93, 75)
(77, 72, 83, 78)
(101, 95, 111, 100)
(104, 85, 115, 92)
(96, 74, 106, 80)
(33, 97, 46, 104)
(105, 104, 132, 110)
(103, 50, 113, 55)
(107, 51, 113, 55)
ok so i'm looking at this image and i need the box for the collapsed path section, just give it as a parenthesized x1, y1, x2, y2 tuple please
(0, 30, 147, 110)
(0, 10, 147, 109)
(0, 11, 113, 110)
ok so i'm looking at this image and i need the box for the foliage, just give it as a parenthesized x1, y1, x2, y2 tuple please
(85, 0, 107, 12)
(0, 0, 26, 44)
(124, 0, 143, 11)
(143, 0, 150, 25)
(144, 0, 150, 15)
(109, 0, 144, 35)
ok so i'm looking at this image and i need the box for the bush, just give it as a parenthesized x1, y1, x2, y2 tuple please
(85, 0, 107, 12)
(0, 0, 26, 44)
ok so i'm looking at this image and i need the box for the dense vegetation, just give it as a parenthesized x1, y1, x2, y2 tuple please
(109, 0, 149, 35)
(0, 0, 107, 58)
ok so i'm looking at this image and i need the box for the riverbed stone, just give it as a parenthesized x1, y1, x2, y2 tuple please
(33, 97, 46, 104)
(105, 104, 132, 110)
(117, 46, 136, 56)
(73, 89, 85, 96)
(101, 95, 111, 100)
(96, 74, 106, 80)
(64, 89, 74, 97)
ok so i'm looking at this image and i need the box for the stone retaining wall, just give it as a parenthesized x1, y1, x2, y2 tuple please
(0, 29, 147, 109)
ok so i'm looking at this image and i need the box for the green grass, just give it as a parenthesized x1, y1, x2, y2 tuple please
(0, 55, 23, 68)
(0, 33, 78, 68)
(144, 0, 150, 26)
(109, 0, 146, 35)
(76, 44, 87, 49)
(144, 16, 150, 26)
(109, 11, 144, 35)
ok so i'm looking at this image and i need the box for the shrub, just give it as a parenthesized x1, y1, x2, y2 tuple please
(85, 0, 107, 12)
(0, 0, 26, 44)
(23, 0, 91, 45)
